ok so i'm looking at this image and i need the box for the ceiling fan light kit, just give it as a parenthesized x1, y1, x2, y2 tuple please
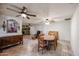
(45, 22, 50, 25)
(21, 13, 27, 18)
(45, 19, 50, 25)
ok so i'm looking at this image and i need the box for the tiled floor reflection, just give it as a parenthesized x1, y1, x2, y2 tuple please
(0, 35, 73, 56)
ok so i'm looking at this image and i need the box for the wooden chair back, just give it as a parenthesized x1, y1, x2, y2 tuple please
(38, 33, 45, 53)
(38, 34, 44, 47)
(48, 31, 59, 40)
(48, 31, 59, 50)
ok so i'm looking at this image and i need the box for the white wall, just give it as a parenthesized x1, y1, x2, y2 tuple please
(31, 20, 71, 41)
(71, 4, 79, 55)
(0, 15, 22, 37)
(30, 26, 36, 35)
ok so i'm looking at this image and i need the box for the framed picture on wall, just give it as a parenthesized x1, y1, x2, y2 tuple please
(7, 19, 18, 33)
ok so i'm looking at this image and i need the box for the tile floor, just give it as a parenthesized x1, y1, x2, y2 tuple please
(0, 35, 73, 56)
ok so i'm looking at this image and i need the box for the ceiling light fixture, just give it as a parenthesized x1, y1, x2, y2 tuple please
(45, 19, 50, 25)
(21, 13, 26, 18)
(45, 22, 49, 25)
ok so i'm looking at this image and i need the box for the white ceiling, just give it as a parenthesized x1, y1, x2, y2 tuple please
(0, 3, 78, 24)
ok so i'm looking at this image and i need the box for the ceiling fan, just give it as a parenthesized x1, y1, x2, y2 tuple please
(45, 19, 55, 25)
(7, 5, 36, 19)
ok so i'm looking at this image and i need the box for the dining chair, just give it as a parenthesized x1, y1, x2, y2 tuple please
(38, 34, 46, 54)
(48, 31, 59, 50)
(31, 31, 41, 40)
(36, 31, 41, 38)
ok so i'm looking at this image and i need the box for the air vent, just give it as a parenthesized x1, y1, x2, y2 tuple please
(65, 18, 71, 21)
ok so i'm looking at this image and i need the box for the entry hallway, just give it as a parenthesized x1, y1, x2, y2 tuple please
(0, 35, 73, 56)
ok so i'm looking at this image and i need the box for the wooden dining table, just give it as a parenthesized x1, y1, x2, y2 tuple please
(38, 31, 58, 53)
(43, 35, 55, 50)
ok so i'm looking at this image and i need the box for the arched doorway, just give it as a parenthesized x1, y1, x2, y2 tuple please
(22, 25, 30, 35)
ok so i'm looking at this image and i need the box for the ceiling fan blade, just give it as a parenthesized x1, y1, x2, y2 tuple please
(26, 16, 30, 19)
(7, 8, 20, 13)
(26, 13, 36, 17)
(50, 20, 55, 23)
(16, 15, 21, 17)
(9, 4, 22, 10)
